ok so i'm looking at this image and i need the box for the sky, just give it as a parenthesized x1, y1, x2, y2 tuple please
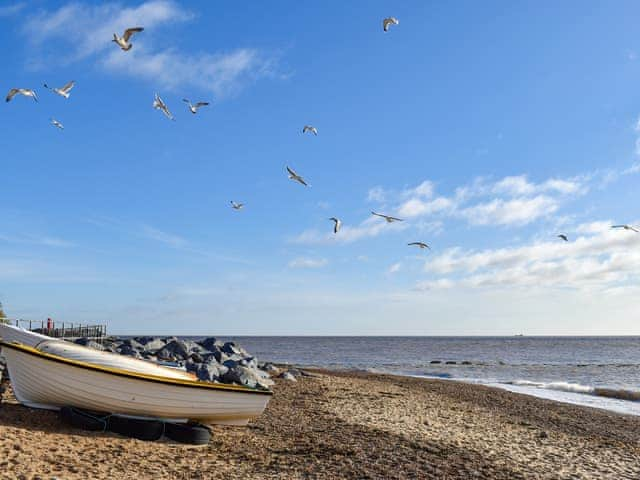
(1, 1, 640, 335)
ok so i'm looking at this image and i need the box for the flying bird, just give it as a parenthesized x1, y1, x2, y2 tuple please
(302, 125, 318, 136)
(286, 166, 309, 187)
(153, 93, 174, 120)
(43, 81, 75, 99)
(611, 224, 639, 232)
(6, 88, 37, 102)
(383, 17, 399, 32)
(557, 234, 568, 242)
(112, 27, 144, 51)
(329, 217, 341, 234)
(371, 211, 403, 223)
(50, 118, 64, 130)
(183, 99, 210, 114)
(230, 201, 244, 210)
(408, 242, 430, 250)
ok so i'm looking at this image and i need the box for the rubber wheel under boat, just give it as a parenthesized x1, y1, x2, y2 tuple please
(164, 422, 211, 445)
(107, 415, 165, 441)
(59, 406, 109, 431)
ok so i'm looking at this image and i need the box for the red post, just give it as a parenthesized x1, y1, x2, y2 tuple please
(47, 317, 52, 332)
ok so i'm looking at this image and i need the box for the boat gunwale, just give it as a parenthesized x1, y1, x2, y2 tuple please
(0, 341, 273, 396)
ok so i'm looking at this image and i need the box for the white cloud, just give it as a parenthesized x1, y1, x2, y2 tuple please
(140, 225, 187, 248)
(458, 195, 558, 226)
(404, 180, 434, 199)
(0, 3, 24, 17)
(0, 234, 75, 248)
(367, 186, 387, 203)
(288, 257, 328, 269)
(387, 262, 401, 274)
(421, 221, 640, 290)
(291, 216, 407, 245)
(624, 162, 640, 175)
(397, 196, 454, 219)
(21, 1, 276, 97)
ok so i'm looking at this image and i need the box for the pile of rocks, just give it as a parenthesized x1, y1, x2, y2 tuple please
(75, 336, 275, 390)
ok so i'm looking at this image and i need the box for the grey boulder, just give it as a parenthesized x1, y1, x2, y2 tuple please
(222, 365, 273, 389)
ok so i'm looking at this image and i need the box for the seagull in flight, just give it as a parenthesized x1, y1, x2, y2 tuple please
(43, 81, 75, 99)
(557, 234, 568, 242)
(50, 118, 64, 130)
(153, 93, 174, 120)
(329, 217, 341, 234)
(303, 125, 318, 136)
(408, 242, 430, 250)
(183, 99, 210, 114)
(230, 201, 244, 210)
(112, 27, 144, 51)
(286, 166, 309, 187)
(6, 88, 37, 102)
(611, 224, 639, 232)
(371, 211, 403, 223)
(383, 17, 399, 32)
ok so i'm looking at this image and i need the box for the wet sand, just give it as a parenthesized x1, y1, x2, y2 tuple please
(1, 370, 640, 479)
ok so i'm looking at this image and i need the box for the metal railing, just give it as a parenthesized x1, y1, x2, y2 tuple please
(8, 318, 107, 343)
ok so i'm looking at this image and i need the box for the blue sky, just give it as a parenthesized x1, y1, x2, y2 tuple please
(1, 1, 639, 335)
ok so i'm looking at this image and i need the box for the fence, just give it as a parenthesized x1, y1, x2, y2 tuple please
(10, 319, 107, 343)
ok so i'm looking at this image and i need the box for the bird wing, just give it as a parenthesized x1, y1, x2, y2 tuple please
(182, 98, 190, 104)
(303, 126, 310, 133)
(195, 102, 209, 108)
(632, 226, 640, 232)
(611, 225, 624, 228)
(297, 176, 308, 186)
(123, 27, 144, 41)
(6, 88, 18, 102)
(286, 166, 297, 177)
(387, 215, 403, 221)
(371, 211, 383, 218)
(61, 81, 75, 93)
(408, 242, 419, 246)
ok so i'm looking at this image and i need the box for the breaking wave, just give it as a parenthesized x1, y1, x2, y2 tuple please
(505, 380, 640, 402)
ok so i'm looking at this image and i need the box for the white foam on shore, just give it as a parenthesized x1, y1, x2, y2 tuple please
(414, 373, 640, 416)
(490, 382, 640, 416)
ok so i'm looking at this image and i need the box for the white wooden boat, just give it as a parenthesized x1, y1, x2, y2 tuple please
(0, 323, 194, 380)
(37, 340, 196, 381)
(0, 323, 51, 347)
(1, 341, 272, 426)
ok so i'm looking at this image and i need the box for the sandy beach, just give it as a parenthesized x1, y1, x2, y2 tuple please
(1, 370, 640, 479)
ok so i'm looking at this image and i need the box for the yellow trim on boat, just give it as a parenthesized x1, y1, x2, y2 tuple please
(0, 341, 272, 396)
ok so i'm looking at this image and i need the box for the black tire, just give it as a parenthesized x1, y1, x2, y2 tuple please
(107, 415, 164, 441)
(164, 422, 211, 445)
(59, 406, 109, 432)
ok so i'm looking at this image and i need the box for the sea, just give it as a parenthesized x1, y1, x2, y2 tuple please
(203, 336, 640, 416)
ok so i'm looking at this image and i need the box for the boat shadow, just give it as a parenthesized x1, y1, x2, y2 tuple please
(0, 399, 113, 438)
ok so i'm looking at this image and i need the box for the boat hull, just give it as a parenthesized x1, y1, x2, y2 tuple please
(0, 324, 196, 381)
(1, 342, 272, 426)
(0, 323, 51, 347)
(37, 340, 195, 381)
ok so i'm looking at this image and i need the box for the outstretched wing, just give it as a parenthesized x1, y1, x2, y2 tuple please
(195, 102, 210, 108)
(5, 88, 19, 102)
(61, 81, 75, 93)
(123, 27, 144, 42)
(286, 166, 297, 177)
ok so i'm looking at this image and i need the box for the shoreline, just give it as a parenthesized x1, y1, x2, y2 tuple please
(1, 369, 640, 478)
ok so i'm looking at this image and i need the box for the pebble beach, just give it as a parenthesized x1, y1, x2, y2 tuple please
(1, 369, 640, 479)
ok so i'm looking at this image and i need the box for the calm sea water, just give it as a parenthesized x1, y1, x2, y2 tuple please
(199, 336, 640, 415)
